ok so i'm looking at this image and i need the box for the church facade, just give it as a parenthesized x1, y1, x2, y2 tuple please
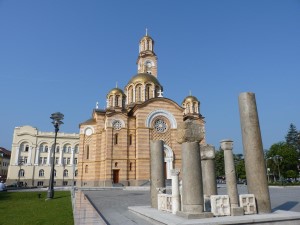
(78, 33, 206, 187)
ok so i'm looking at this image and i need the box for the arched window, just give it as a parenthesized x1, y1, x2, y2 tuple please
(45, 146, 48, 153)
(75, 145, 79, 154)
(130, 87, 134, 103)
(63, 146, 67, 153)
(115, 95, 119, 107)
(56, 146, 60, 153)
(63, 169, 68, 177)
(109, 96, 113, 107)
(85, 165, 88, 173)
(129, 134, 132, 145)
(39, 169, 44, 177)
(75, 170, 78, 177)
(145, 84, 151, 100)
(137, 86, 142, 101)
(114, 134, 118, 145)
(19, 169, 25, 177)
(25, 145, 29, 152)
(86, 145, 89, 159)
(67, 146, 71, 153)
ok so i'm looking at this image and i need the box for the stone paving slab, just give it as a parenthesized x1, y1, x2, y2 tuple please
(129, 206, 300, 225)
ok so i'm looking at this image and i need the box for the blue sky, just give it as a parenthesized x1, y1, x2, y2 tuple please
(0, 0, 299, 154)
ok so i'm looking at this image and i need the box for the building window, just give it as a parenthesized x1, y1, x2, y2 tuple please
(75, 145, 79, 154)
(85, 165, 88, 173)
(74, 158, 78, 164)
(63, 157, 67, 165)
(24, 157, 28, 164)
(39, 169, 44, 177)
(25, 145, 29, 152)
(114, 134, 118, 145)
(63, 181, 68, 186)
(63, 169, 68, 177)
(67, 158, 70, 165)
(145, 85, 151, 100)
(113, 120, 122, 130)
(44, 146, 48, 153)
(55, 157, 59, 164)
(154, 119, 167, 133)
(67, 146, 71, 153)
(129, 134, 132, 145)
(56, 146, 60, 153)
(129, 162, 132, 171)
(86, 145, 89, 159)
(37, 181, 44, 186)
(75, 170, 78, 177)
(19, 169, 25, 177)
(54, 170, 56, 177)
(115, 95, 119, 107)
(43, 157, 47, 164)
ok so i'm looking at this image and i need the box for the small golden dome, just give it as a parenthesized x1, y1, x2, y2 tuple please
(106, 88, 124, 97)
(127, 73, 161, 86)
(182, 95, 199, 104)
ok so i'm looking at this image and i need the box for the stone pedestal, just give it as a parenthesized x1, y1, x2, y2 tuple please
(171, 169, 180, 214)
(238, 92, 271, 214)
(150, 140, 165, 209)
(220, 139, 244, 216)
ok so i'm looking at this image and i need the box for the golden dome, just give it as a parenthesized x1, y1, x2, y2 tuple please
(182, 95, 199, 104)
(127, 73, 161, 86)
(106, 88, 124, 97)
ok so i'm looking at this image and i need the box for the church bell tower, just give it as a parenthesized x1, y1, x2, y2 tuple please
(137, 29, 158, 77)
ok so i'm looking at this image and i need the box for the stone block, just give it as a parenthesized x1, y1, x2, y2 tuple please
(231, 206, 244, 216)
(177, 119, 204, 144)
(211, 195, 231, 216)
(239, 194, 257, 215)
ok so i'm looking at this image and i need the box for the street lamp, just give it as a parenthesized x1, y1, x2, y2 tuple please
(265, 157, 272, 183)
(47, 112, 64, 199)
(18, 159, 24, 187)
(273, 155, 283, 183)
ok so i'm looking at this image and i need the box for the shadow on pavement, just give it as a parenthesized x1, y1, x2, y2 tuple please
(272, 201, 299, 212)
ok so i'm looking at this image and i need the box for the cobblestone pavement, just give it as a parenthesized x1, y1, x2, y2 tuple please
(84, 185, 300, 225)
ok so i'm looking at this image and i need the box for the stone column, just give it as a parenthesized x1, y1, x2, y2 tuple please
(201, 144, 217, 197)
(27, 146, 32, 165)
(150, 140, 165, 209)
(59, 148, 63, 165)
(177, 119, 213, 219)
(238, 92, 271, 214)
(47, 149, 51, 165)
(201, 144, 217, 212)
(71, 148, 74, 165)
(35, 146, 40, 165)
(14, 147, 20, 165)
(171, 169, 180, 214)
(220, 140, 243, 216)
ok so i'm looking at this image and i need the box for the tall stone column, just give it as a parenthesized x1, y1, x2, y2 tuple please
(239, 92, 271, 214)
(220, 140, 243, 216)
(35, 146, 40, 165)
(27, 146, 32, 165)
(71, 148, 75, 165)
(150, 140, 165, 209)
(176, 119, 213, 219)
(171, 169, 180, 214)
(59, 148, 63, 165)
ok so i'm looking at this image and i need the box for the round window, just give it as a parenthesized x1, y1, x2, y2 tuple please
(154, 119, 167, 133)
(113, 120, 122, 130)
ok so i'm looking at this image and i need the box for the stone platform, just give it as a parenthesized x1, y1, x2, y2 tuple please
(129, 206, 300, 225)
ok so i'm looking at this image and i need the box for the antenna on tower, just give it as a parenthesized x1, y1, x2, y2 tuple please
(116, 82, 118, 88)
(189, 90, 192, 96)
(146, 28, 148, 36)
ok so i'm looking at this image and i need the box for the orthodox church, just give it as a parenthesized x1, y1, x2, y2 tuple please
(78, 32, 206, 187)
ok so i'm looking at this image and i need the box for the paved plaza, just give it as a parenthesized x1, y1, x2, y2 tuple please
(73, 185, 300, 225)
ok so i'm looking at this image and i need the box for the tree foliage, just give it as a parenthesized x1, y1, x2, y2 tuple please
(285, 123, 300, 152)
(215, 149, 225, 177)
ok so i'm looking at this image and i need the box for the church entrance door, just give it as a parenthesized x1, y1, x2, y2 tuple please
(113, 170, 119, 183)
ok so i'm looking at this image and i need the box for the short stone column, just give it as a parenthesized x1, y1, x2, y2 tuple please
(220, 139, 244, 216)
(201, 144, 217, 212)
(176, 119, 213, 219)
(238, 92, 271, 214)
(150, 140, 165, 209)
(171, 169, 180, 214)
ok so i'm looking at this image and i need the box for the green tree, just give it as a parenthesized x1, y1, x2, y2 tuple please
(215, 149, 225, 178)
(234, 154, 246, 180)
(285, 123, 300, 151)
(266, 142, 298, 178)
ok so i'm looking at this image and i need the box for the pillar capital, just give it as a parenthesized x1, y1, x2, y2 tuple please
(177, 119, 204, 144)
(200, 144, 216, 160)
(220, 139, 233, 151)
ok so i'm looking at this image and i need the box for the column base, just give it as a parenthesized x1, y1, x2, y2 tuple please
(176, 211, 213, 219)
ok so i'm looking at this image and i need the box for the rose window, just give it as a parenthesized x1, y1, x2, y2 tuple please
(154, 119, 167, 133)
(113, 120, 122, 130)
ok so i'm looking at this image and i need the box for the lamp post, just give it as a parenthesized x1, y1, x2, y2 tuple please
(47, 112, 64, 199)
(18, 159, 24, 187)
(265, 157, 272, 183)
(273, 155, 283, 183)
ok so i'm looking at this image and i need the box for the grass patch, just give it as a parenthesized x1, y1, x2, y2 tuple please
(0, 191, 73, 225)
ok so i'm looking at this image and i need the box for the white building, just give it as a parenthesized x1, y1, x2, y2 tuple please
(6, 126, 79, 187)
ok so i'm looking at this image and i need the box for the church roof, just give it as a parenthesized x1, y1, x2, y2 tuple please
(106, 88, 124, 97)
(127, 73, 161, 86)
(182, 95, 199, 103)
